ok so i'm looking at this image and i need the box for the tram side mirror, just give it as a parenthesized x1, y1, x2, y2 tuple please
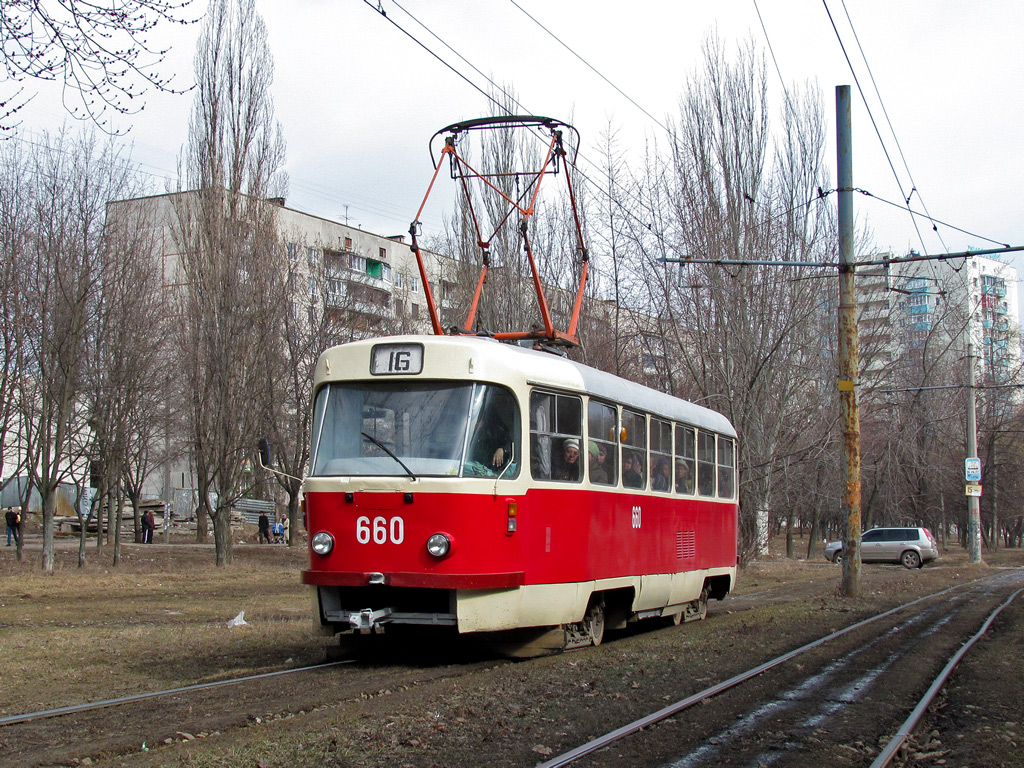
(257, 437, 271, 469)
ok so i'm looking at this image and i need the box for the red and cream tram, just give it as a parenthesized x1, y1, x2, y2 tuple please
(301, 334, 738, 652)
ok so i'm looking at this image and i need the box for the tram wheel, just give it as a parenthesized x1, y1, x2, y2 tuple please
(696, 587, 709, 621)
(585, 603, 606, 646)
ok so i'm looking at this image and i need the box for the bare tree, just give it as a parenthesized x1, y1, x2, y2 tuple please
(79, 197, 167, 565)
(16, 129, 140, 570)
(0, 137, 31, 559)
(626, 36, 834, 560)
(1, 0, 195, 131)
(173, 0, 285, 565)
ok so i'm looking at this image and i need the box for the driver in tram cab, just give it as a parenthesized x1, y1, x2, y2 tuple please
(555, 438, 581, 481)
(468, 388, 516, 475)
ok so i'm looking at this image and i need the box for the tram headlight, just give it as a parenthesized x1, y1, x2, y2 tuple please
(426, 533, 451, 558)
(311, 531, 334, 556)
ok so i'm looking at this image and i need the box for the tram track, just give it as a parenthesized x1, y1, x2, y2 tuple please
(4, 563, 1021, 768)
(536, 569, 1024, 768)
(0, 651, 508, 768)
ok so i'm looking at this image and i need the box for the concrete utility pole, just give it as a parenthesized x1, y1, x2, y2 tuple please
(837, 85, 862, 597)
(965, 338, 983, 562)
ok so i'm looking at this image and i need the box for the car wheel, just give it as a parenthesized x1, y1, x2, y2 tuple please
(901, 550, 921, 569)
(832, 551, 844, 565)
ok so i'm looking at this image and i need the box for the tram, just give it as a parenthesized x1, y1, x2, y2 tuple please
(301, 334, 738, 652)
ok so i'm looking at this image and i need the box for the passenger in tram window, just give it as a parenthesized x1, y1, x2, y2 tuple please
(598, 443, 616, 484)
(530, 394, 552, 479)
(652, 457, 672, 492)
(675, 459, 694, 494)
(588, 441, 608, 484)
(555, 438, 581, 481)
(623, 451, 644, 488)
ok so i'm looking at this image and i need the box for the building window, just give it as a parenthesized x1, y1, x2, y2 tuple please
(379, 247, 387, 259)
(344, 236, 352, 248)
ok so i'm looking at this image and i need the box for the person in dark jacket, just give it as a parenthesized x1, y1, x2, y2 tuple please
(141, 509, 155, 543)
(258, 511, 271, 544)
(5, 508, 19, 546)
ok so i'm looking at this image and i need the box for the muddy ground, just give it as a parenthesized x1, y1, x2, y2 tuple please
(1, 537, 1022, 767)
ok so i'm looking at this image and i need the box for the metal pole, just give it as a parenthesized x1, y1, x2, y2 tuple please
(965, 339, 983, 562)
(837, 85, 862, 596)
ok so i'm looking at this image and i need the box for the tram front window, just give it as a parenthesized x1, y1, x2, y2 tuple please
(311, 381, 520, 478)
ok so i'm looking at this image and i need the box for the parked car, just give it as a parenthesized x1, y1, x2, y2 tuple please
(824, 527, 939, 569)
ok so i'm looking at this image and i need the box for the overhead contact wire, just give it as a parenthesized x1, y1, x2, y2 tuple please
(839, 0, 950, 253)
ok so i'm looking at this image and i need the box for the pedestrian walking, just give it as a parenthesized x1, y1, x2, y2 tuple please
(141, 509, 155, 543)
(258, 511, 271, 544)
(5, 508, 19, 546)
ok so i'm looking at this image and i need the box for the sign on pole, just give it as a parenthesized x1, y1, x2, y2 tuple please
(965, 458, 982, 483)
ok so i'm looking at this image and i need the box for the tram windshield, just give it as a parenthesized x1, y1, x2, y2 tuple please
(310, 381, 520, 478)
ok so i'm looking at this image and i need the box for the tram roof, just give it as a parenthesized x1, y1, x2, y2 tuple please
(318, 335, 736, 438)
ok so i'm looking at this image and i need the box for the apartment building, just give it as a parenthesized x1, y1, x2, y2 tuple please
(856, 253, 1020, 388)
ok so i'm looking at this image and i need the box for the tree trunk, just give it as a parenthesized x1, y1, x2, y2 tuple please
(112, 488, 123, 566)
(211, 506, 233, 566)
(40, 488, 56, 571)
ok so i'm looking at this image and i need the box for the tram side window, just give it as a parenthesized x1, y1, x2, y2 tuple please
(717, 436, 736, 498)
(650, 418, 672, 492)
(530, 391, 583, 482)
(621, 409, 647, 489)
(697, 431, 717, 497)
(674, 425, 695, 494)
(587, 400, 617, 485)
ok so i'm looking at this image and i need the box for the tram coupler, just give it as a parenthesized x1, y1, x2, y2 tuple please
(348, 607, 393, 630)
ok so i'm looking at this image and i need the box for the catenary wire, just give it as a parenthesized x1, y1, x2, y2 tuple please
(360, 0, 510, 118)
(367, 4, 1012, 270)
(838, 0, 951, 254)
(821, 0, 931, 254)
(507, 0, 670, 135)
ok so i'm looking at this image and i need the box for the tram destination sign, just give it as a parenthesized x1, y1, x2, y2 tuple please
(371, 342, 424, 376)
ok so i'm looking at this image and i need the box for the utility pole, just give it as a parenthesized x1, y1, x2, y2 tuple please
(837, 85, 862, 597)
(965, 338, 983, 562)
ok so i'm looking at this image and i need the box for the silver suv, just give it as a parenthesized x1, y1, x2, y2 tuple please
(824, 527, 939, 569)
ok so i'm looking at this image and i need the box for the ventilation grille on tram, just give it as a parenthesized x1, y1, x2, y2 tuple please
(676, 530, 696, 559)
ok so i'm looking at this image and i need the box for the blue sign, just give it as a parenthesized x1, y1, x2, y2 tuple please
(965, 458, 982, 483)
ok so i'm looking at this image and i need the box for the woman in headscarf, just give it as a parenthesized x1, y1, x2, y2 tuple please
(623, 451, 644, 488)
(557, 438, 581, 481)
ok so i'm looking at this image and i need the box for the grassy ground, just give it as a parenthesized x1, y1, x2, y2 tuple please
(0, 540, 321, 716)
(3, 533, 1022, 768)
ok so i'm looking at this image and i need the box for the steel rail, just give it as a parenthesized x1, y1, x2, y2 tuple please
(871, 586, 1024, 768)
(0, 659, 355, 727)
(535, 576, 993, 768)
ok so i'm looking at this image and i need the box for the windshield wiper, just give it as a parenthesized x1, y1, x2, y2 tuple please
(361, 432, 417, 480)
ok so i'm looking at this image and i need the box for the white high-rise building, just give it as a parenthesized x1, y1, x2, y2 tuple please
(856, 252, 1021, 391)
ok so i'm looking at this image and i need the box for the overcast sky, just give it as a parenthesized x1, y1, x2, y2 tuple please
(16, 1, 1024, 272)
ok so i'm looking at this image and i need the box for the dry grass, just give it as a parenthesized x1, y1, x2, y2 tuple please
(0, 542, 323, 717)
(3, 535, 1023, 768)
